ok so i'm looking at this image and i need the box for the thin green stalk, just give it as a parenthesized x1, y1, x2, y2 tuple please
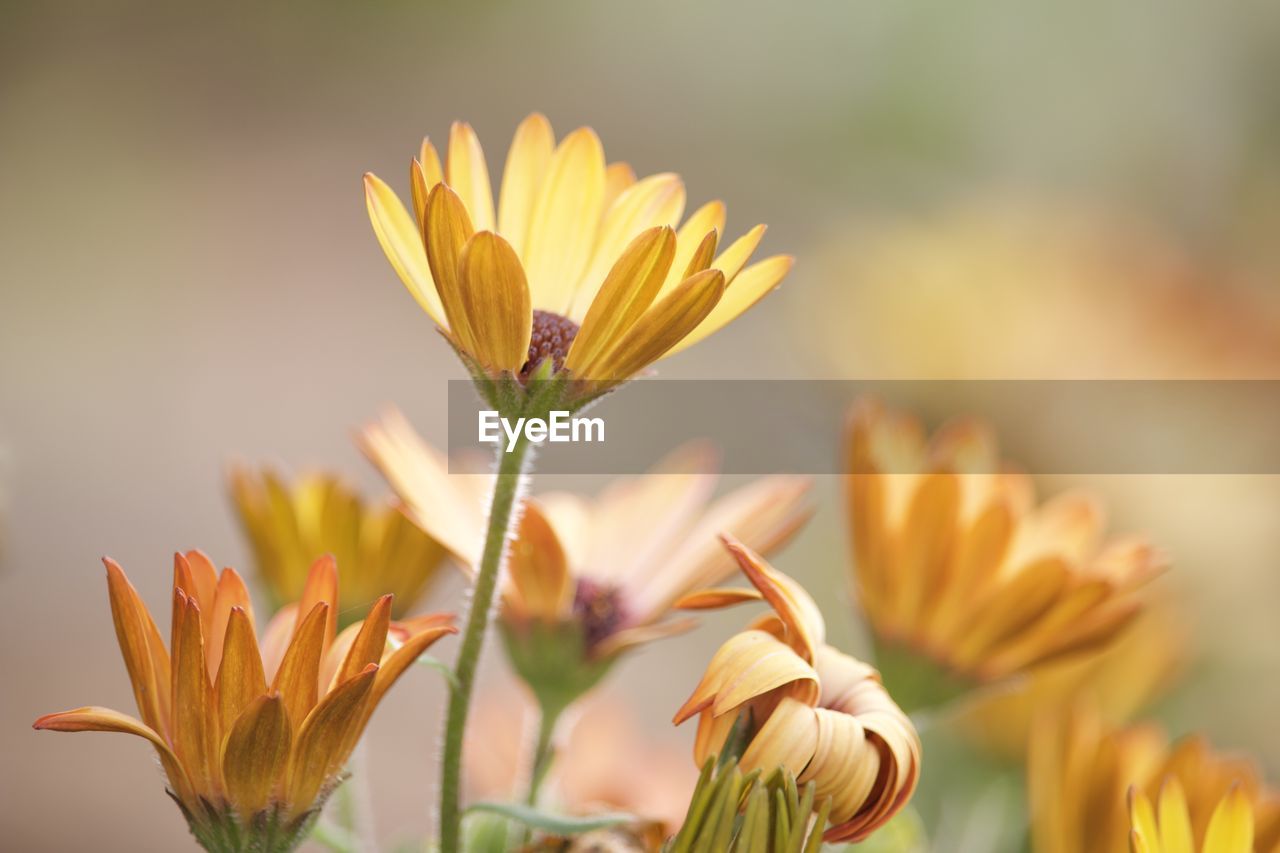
(438, 436, 532, 853)
(525, 705, 559, 806)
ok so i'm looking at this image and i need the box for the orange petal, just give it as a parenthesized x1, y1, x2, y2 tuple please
(271, 601, 329, 737)
(285, 664, 377, 816)
(506, 500, 572, 622)
(456, 230, 533, 373)
(673, 588, 764, 610)
(332, 595, 392, 688)
(171, 590, 220, 796)
(222, 693, 291, 818)
(721, 535, 825, 659)
(296, 555, 338, 657)
(179, 550, 219, 613)
(206, 567, 253, 683)
(353, 623, 458, 738)
(104, 558, 171, 739)
(215, 607, 267, 734)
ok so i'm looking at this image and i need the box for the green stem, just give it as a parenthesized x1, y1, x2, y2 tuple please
(438, 436, 532, 853)
(525, 703, 560, 806)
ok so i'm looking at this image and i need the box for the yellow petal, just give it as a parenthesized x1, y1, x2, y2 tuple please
(564, 226, 676, 375)
(602, 162, 637, 210)
(447, 121, 495, 232)
(363, 172, 446, 325)
(222, 693, 290, 818)
(571, 173, 686, 318)
(425, 183, 480, 355)
(506, 500, 572, 622)
(681, 229, 719, 280)
(1129, 787, 1161, 850)
(521, 127, 606, 313)
(286, 664, 377, 816)
(1156, 778, 1194, 853)
(711, 224, 766, 285)
(215, 606, 267, 734)
(271, 601, 329, 737)
(171, 590, 220, 795)
(666, 255, 793, 356)
(410, 137, 444, 228)
(457, 231, 533, 372)
(1203, 786, 1254, 853)
(104, 558, 171, 740)
(587, 268, 725, 383)
(659, 200, 726, 296)
(498, 113, 555, 257)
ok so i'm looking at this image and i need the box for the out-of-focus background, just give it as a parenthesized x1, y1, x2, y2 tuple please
(2, 1, 1278, 850)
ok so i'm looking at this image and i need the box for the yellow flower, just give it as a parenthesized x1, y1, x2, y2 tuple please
(845, 398, 1165, 689)
(1131, 781, 1254, 853)
(363, 114, 792, 391)
(360, 409, 811, 662)
(229, 465, 450, 625)
(1028, 704, 1280, 853)
(673, 536, 921, 845)
(956, 601, 1186, 759)
(34, 552, 455, 851)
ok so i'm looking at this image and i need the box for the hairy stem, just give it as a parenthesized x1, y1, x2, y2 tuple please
(438, 437, 532, 852)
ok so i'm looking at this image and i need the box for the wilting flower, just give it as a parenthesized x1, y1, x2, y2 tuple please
(673, 536, 921, 845)
(1131, 780, 1256, 853)
(360, 409, 810, 696)
(1028, 704, 1280, 853)
(363, 113, 792, 399)
(228, 465, 449, 624)
(845, 398, 1165, 698)
(956, 601, 1186, 759)
(33, 552, 455, 853)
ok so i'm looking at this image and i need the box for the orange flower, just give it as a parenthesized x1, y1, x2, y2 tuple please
(33, 552, 454, 851)
(845, 398, 1165, 689)
(364, 114, 792, 395)
(673, 536, 921, 845)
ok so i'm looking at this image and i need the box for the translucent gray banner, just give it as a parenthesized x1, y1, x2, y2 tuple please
(446, 380, 1280, 474)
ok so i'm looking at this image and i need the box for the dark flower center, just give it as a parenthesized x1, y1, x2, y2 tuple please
(521, 310, 580, 380)
(572, 578, 628, 650)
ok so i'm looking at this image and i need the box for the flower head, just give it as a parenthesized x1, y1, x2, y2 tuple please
(1029, 704, 1280, 853)
(360, 410, 810, 665)
(363, 114, 792, 398)
(229, 465, 450, 625)
(673, 536, 921, 845)
(1131, 780, 1256, 853)
(845, 398, 1165, 690)
(33, 552, 455, 852)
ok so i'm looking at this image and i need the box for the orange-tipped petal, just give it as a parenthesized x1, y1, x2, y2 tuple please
(506, 500, 573, 622)
(222, 693, 291, 818)
(333, 595, 392, 688)
(720, 535, 825, 660)
(285, 664, 378, 815)
(206, 567, 253, 682)
(296, 555, 338, 656)
(215, 607, 267, 734)
(171, 590, 221, 796)
(103, 558, 171, 738)
(271, 602, 329, 737)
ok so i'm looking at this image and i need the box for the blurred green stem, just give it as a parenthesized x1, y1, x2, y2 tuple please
(526, 703, 560, 806)
(438, 436, 531, 853)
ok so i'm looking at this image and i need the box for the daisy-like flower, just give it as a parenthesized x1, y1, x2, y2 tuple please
(33, 552, 455, 853)
(1029, 704, 1280, 853)
(359, 409, 810, 679)
(229, 465, 450, 625)
(363, 113, 792, 402)
(1131, 780, 1256, 853)
(845, 398, 1165, 701)
(673, 536, 921, 845)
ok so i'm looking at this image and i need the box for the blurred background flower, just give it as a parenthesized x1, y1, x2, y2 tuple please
(228, 465, 450, 625)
